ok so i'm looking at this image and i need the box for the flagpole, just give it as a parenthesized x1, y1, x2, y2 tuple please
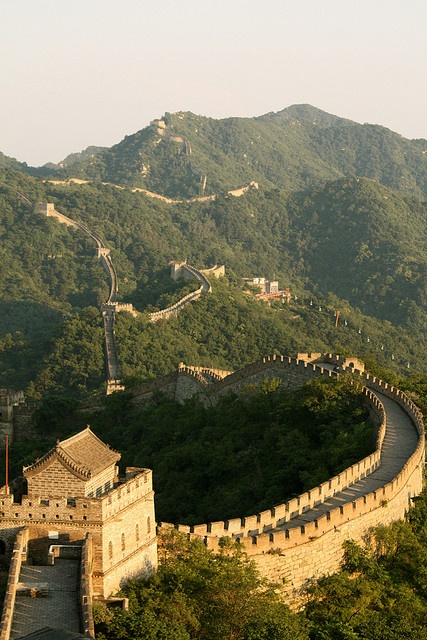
(5, 436, 9, 494)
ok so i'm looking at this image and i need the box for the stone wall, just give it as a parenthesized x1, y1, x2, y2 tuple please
(0, 390, 32, 446)
(112, 354, 368, 408)
(0, 492, 103, 532)
(169, 262, 212, 292)
(157, 354, 424, 596)
(26, 459, 88, 498)
(99, 469, 157, 596)
(206, 355, 336, 402)
(0, 527, 29, 640)
(80, 533, 95, 639)
(228, 181, 259, 197)
(149, 285, 205, 323)
(201, 264, 226, 279)
(0, 467, 157, 598)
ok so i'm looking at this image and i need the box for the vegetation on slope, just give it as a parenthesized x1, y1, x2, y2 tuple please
(94, 531, 308, 640)
(89, 375, 374, 524)
(285, 177, 427, 323)
(43, 175, 427, 331)
(54, 105, 427, 199)
(1, 167, 427, 395)
(112, 276, 424, 384)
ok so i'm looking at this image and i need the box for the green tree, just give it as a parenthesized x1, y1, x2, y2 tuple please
(95, 531, 308, 640)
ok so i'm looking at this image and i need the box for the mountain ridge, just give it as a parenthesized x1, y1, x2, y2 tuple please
(3, 105, 426, 199)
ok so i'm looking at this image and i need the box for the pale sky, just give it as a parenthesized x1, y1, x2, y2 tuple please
(1, 0, 426, 166)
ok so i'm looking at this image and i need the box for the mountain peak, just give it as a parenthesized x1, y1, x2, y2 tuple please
(260, 104, 356, 128)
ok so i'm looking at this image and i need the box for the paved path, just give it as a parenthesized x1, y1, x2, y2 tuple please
(10, 559, 80, 639)
(102, 308, 119, 380)
(273, 390, 420, 531)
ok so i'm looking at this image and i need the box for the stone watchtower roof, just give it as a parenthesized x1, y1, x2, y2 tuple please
(23, 427, 121, 480)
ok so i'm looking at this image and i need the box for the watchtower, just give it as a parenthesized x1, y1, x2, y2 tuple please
(0, 427, 157, 596)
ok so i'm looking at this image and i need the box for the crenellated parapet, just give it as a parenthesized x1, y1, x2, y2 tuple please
(157, 353, 424, 597)
(169, 261, 213, 291)
(0, 527, 29, 640)
(149, 285, 205, 323)
(0, 429, 157, 602)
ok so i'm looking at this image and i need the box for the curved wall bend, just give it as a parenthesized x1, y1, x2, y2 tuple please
(158, 354, 425, 596)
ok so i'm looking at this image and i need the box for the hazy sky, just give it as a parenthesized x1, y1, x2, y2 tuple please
(1, 0, 426, 166)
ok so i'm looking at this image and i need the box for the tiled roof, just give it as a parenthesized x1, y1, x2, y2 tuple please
(23, 427, 120, 480)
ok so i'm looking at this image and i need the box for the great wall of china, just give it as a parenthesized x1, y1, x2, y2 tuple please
(0, 179, 425, 636)
(47, 177, 259, 204)
(153, 353, 424, 595)
(25, 192, 427, 589)
(32, 198, 223, 393)
(77, 350, 425, 596)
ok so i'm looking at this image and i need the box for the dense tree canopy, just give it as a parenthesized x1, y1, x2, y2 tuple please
(56, 106, 427, 200)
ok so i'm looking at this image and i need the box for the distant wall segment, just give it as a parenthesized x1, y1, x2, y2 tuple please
(149, 262, 221, 323)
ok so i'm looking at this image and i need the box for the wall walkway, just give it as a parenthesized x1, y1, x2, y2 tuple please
(34, 201, 216, 388)
(158, 356, 425, 596)
(9, 559, 81, 640)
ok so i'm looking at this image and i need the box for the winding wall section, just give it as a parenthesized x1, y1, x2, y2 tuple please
(32, 201, 214, 390)
(157, 354, 425, 596)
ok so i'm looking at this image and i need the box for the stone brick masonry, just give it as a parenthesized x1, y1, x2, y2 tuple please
(0, 429, 157, 600)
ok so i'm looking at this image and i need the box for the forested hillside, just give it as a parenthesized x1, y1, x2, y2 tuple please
(49, 105, 427, 199)
(0, 162, 426, 396)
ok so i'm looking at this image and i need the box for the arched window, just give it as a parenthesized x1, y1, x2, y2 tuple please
(108, 541, 113, 559)
(135, 523, 139, 543)
(147, 516, 151, 535)
(121, 533, 125, 551)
